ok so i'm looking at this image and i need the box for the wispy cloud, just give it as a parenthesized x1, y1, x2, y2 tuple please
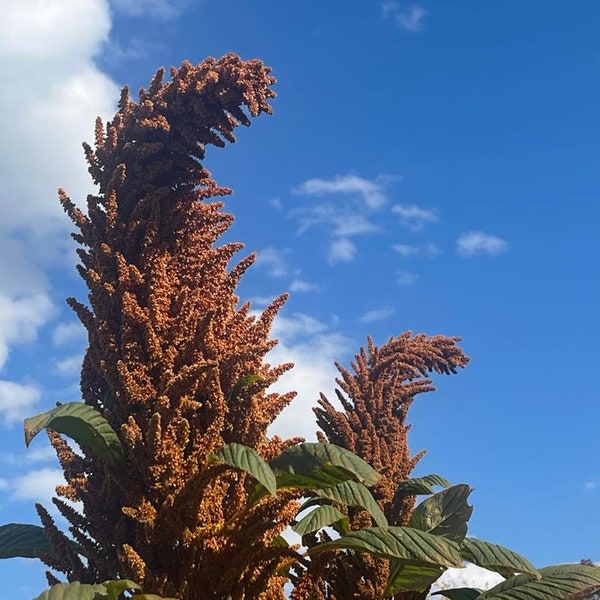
(456, 231, 509, 257)
(329, 239, 357, 264)
(0, 380, 40, 427)
(255, 246, 290, 278)
(292, 174, 392, 265)
(359, 306, 394, 323)
(52, 321, 86, 347)
(392, 204, 438, 231)
(393, 242, 440, 257)
(55, 354, 83, 377)
(398, 270, 418, 286)
(111, 0, 184, 20)
(584, 481, 600, 491)
(290, 278, 318, 293)
(295, 174, 388, 209)
(381, 2, 427, 33)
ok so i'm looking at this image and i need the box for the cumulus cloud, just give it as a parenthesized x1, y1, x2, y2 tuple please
(0, 294, 54, 369)
(359, 307, 394, 323)
(382, 2, 427, 32)
(456, 231, 509, 257)
(431, 563, 504, 594)
(9, 467, 66, 502)
(0, 0, 118, 232)
(267, 312, 352, 441)
(0, 380, 41, 427)
(392, 204, 438, 231)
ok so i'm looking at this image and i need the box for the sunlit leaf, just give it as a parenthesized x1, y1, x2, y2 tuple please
(24, 402, 124, 469)
(461, 537, 538, 579)
(211, 443, 277, 495)
(409, 484, 473, 542)
(293, 505, 346, 536)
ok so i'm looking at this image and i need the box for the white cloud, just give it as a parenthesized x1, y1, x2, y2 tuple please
(295, 174, 387, 209)
(430, 564, 504, 594)
(456, 231, 509, 257)
(56, 354, 83, 377)
(290, 278, 318, 293)
(111, 0, 184, 20)
(0, 445, 56, 466)
(0, 294, 54, 369)
(398, 270, 418, 286)
(329, 239, 357, 264)
(292, 174, 395, 264)
(0, 380, 41, 427)
(585, 481, 600, 491)
(10, 467, 66, 503)
(268, 313, 352, 441)
(392, 204, 438, 231)
(382, 2, 427, 32)
(0, 0, 118, 233)
(359, 307, 394, 323)
(393, 242, 441, 257)
(255, 247, 290, 278)
(53, 321, 86, 347)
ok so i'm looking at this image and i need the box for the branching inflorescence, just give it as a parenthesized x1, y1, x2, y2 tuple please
(37, 54, 469, 600)
(46, 54, 300, 599)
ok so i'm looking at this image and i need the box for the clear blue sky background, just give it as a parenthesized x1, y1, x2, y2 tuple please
(0, 1, 599, 597)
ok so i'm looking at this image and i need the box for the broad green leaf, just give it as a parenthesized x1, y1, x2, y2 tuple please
(432, 588, 483, 600)
(103, 579, 142, 599)
(395, 474, 452, 497)
(0, 523, 51, 559)
(478, 564, 600, 599)
(315, 480, 388, 528)
(385, 561, 446, 595)
(24, 402, 124, 469)
(293, 505, 346, 536)
(275, 464, 361, 490)
(211, 443, 276, 495)
(33, 580, 176, 600)
(309, 526, 463, 568)
(461, 537, 538, 579)
(271, 442, 381, 487)
(409, 484, 473, 542)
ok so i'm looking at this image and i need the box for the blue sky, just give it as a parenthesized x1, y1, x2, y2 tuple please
(1, 1, 599, 596)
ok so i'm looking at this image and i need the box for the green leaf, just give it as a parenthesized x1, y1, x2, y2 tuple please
(395, 474, 452, 497)
(211, 443, 277, 495)
(226, 375, 264, 404)
(293, 505, 346, 536)
(432, 588, 483, 600)
(478, 564, 600, 599)
(24, 402, 124, 469)
(32, 580, 177, 600)
(309, 526, 463, 569)
(315, 480, 388, 528)
(0, 523, 51, 559)
(271, 442, 381, 487)
(385, 561, 446, 595)
(461, 537, 539, 579)
(409, 484, 473, 542)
